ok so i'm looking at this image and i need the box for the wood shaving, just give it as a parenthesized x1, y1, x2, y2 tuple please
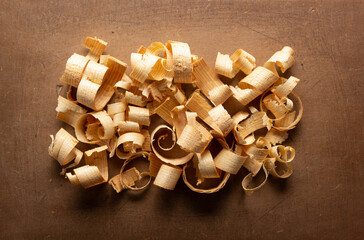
(49, 37, 303, 196)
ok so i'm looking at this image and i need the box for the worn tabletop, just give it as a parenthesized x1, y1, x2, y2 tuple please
(0, 0, 363, 239)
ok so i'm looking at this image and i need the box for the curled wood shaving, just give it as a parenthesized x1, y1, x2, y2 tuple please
(269, 145, 295, 163)
(109, 167, 141, 193)
(117, 121, 141, 134)
(259, 79, 303, 131)
(177, 113, 213, 153)
(127, 106, 150, 126)
(232, 111, 249, 124)
(110, 151, 151, 192)
(154, 164, 182, 190)
(192, 58, 232, 106)
(75, 111, 115, 144)
(125, 91, 147, 107)
(273, 92, 303, 131)
(151, 125, 193, 165)
(242, 165, 269, 195)
(215, 52, 239, 78)
(107, 100, 127, 125)
(185, 90, 222, 134)
(195, 150, 220, 180)
(48, 128, 83, 167)
(148, 79, 174, 102)
(272, 76, 300, 99)
(84, 37, 107, 62)
(154, 96, 179, 125)
(50, 37, 303, 196)
(83, 60, 109, 85)
(130, 42, 173, 82)
(257, 128, 289, 147)
(264, 158, 293, 178)
(56, 96, 86, 128)
(215, 148, 247, 174)
(233, 111, 271, 145)
(239, 66, 278, 93)
(130, 53, 160, 82)
(77, 56, 127, 111)
(149, 153, 164, 177)
(166, 41, 192, 83)
(66, 145, 108, 188)
(171, 105, 188, 138)
(243, 145, 269, 176)
(208, 104, 234, 136)
(182, 164, 230, 194)
(114, 75, 133, 94)
(116, 132, 145, 159)
(60, 53, 90, 87)
(230, 49, 256, 75)
(264, 46, 295, 75)
(215, 49, 256, 78)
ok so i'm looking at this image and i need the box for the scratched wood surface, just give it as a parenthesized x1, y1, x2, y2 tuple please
(0, 0, 363, 239)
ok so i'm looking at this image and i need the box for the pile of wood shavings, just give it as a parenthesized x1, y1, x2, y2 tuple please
(49, 37, 302, 195)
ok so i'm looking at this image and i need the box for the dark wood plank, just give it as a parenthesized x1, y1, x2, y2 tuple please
(0, 0, 363, 239)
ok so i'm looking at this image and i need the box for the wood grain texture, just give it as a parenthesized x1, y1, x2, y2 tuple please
(0, 0, 363, 239)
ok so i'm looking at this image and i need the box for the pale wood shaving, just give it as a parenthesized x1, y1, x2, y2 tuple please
(56, 96, 86, 128)
(166, 41, 192, 83)
(66, 145, 108, 188)
(242, 165, 269, 195)
(151, 125, 193, 165)
(60, 53, 90, 87)
(127, 106, 150, 126)
(110, 152, 151, 192)
(264, 46, 295, 75)
(214, 148, 247, 174)
(48, 128, 83, 167)
(84, 37, 107, 62)
(154, 164, 182, 190)
(154, 96, 179, 126)
(177, 114, 213, 153)
(215, 49, 256, 78)
(192, 58, 232, 106)
(75, 111, 115, 144)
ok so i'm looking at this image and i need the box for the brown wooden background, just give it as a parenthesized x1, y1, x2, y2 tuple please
(1, 0, 363, 239)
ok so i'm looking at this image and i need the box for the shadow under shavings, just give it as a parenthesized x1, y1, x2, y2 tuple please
(218, 70, 247, 87)
(72, 179, 150, 211)
(267, 176, 292, 194)
(282, 122, 302, 147)
(107, 155, 123, 177)
(73, 183, 110, 210)
(182, 83, 197, 99)
(280, 67, 293, 80)
(149, 114, 168, 132)
(208, 138, 223, 158)
(50, 156, 64, 177)
(217, 74, 233, 85)
(154, 176, 232, 216)
(124, 185, 151, 202)
(109, 154, 152, 202)
(233, 166, 252, 197)
(232, 161, 293, 198)
(108, 181, 152, 207)
(69, 167, 292, 213)
(223, 95, 249, 117)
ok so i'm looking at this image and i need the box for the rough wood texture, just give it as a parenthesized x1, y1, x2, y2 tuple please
(0, 1, 363, 239)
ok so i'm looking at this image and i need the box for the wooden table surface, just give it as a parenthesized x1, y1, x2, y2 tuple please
(1, 0, 363, 239)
